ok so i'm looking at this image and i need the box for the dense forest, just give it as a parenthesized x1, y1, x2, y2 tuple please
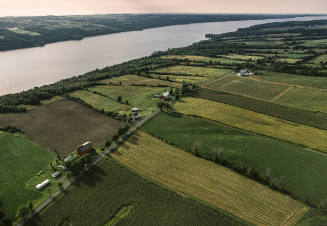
(0, 14, 310, 51)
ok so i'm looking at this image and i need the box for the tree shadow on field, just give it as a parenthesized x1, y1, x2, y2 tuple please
(75, 165, 106, 187)
(129, 134, 140, 145)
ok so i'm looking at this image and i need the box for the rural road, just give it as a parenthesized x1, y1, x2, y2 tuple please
(18, 108, 160, 226)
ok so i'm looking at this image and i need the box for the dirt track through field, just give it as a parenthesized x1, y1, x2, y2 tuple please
(112, 131, 308, 226)
(271, 86, 294, 102)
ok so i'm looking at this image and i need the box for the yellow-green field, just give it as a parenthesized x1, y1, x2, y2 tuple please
(90, 85, 166, 115)
(222, 54, 264, 61)
(18, 96, 64, 110)
(203, 75, 288, 101)
(274, 87, 327, 113)
(112, 131, 308, 226)
(150, 74, 209, 84)
(161, 55, 243, 64)
(70, 90, 128, 112)
(309, 54, 327, 63)
(276, 58, 301, 64)
(100, 74, 180, 87)
(174, 97, 327, 152)
(154, 65, 232, 77)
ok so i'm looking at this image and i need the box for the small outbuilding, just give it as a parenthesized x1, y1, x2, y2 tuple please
(52, 171, 61, 178)
(131, 107, 140, 113)
(35, 179, 50, 190)
(237, 69, 254, 77)
(161, 91, 170, 100)
(77, 141, 93, 156)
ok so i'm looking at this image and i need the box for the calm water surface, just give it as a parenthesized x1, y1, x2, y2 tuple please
(1, 16, 326, 95)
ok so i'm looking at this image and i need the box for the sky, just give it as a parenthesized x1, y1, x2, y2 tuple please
(0, 0, 326, 17)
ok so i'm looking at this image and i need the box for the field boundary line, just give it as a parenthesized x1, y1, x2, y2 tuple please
(249, 75, 327, 91)
(271, 86, 294, 102)
(198, 72, 233, 87)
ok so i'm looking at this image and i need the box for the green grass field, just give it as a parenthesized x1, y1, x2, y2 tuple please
(100, 74, 180, 87)
(203, 75, 288, 100)
(309, 54, 327, 63)
(153, 65, 232, 77)
(28, 159, 246, 226)
(70, 90, 128, 112)
(161, 55, 244, 64)
(258, 71, 327, 89)
(0, 132, 55, 220)
(275, 58, 301, 64)
(223, 54, 264, 61)
(90, 85, 167, 115)
(150, 74, 209, 84)
(275, 87, 327, 113)
(143, 112, 327, 206)
(191, 88, 327, 131)
(174, 97, 327, 152)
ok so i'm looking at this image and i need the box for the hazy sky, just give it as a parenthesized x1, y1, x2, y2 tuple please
(1, 0, 326, 17)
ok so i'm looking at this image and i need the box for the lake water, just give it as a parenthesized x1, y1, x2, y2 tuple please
(1, 16, 327, 95)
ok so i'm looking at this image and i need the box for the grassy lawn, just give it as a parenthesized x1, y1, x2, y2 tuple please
(153, 65, 232, 77)
(161, 55, 244, 64)
(203, 75, 288, 101)
(275, 87, 327, 113)
(90, 85, 167, 116)
(258, 71, 327, 89)
(143, 112, 327, 206)
(0, 131, 55, 220)
(113, 131, 307, 226)
(174, 97, 327, 153)
(0, 100, 125, 154)
(27, 158, 246, 226)
(70, 90, 128, 112)
(100, 74, 180, 87)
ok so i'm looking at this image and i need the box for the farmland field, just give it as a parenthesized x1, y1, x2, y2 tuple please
(27, 159, 246, 226)
(174, 97, 327, 152)
(203, 75, 288, 100)
(274, 87, 327, 113)
(0, 100, 125, 154)
(161, 55, 244, 64)
(309, 54, 327, 63)
(190, 88, 327, 131)
(112, 131, 308, 226)
(100, 74, 180, 87)
(258, 71, 327, 89)
(153, 65, 232, 77)
(90, 85, 167, 115)
(223, 54, 264, 61)
(70, 90, 128, 112)
(0, 131, 54, 220)
(143, 112, 327, 206)
(275, 58, 301, 64)
(150, 73, 209, 84)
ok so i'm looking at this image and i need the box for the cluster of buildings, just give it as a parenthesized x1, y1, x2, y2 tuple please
(237, 69, 254, 76)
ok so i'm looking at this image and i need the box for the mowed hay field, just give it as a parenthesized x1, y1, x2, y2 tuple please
(143, 112, 327, 206)
(90, 85, 166, 115)
(100, 74, 180, 87)
(70, 90, 129, 112)
(174, 97, 327, 152)
(0, 100, 125, 154)
(203, 75, 289, 101)
(274, 87, 327, 113)
(0, 131, 54, 220)
(27, 159, 246, 226)
(112, 131, 308, 226)
(153, 65, 232, 77)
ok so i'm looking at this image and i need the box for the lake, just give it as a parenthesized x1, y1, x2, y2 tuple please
(1, 16, 326, 95)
